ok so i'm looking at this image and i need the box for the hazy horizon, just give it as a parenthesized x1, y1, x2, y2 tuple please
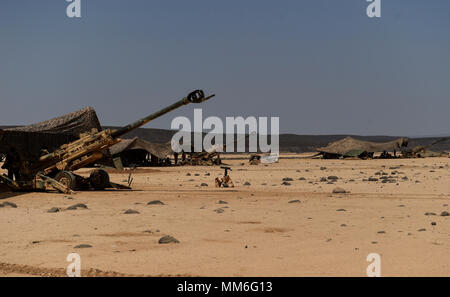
(1, 1, 449, 136)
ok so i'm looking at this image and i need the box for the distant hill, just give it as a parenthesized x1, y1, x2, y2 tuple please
(2, 125, 449, 153)
(106, 127, 450, 153)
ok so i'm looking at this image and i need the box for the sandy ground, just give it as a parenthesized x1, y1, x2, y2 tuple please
(0, 154, 450, 277)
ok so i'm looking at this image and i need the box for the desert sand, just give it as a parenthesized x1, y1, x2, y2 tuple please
(1, 154, 449, 277)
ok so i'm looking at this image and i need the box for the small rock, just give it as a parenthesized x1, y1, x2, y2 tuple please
(328, 176, 339, 181)
(147, 200, 165, 205)
(336, 209, 347, 212)
(217, 200, 228, 204)
(441, 211, 450, 217)
(200, 183, 208, 187)
(417, 228, 427, 232)
(298, 177, 306, 181)
(332, 187, 347, 194)
(124, 209, 140, 214)
(214, 208, 225, 214)
(282, 177, 294, 182)
(74, 244, 93, 249)
(288, 200, 301, 204)
(425, 212, 436, 216)
(158, 235, 180, 244)
(1, 202, 17, 208)
(47, 207, 60, 213)
(431, 222, 437, 226)
(67, 203, 88, 210)
(244, 182, 251, 186)
(281, 181, 291, 186)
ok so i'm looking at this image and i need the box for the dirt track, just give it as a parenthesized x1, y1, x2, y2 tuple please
(1, 155, 449, 276)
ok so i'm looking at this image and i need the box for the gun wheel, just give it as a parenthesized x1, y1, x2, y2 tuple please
(89, 169, 110, 190)
(55, 171, 77, 190)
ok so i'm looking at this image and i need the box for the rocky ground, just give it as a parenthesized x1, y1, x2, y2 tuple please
(0, 155, 449, 276)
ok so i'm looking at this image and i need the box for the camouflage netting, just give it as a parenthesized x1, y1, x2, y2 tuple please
(6, 107, 101, 136)
(316, 136, 409, 156)
(110, 137, 173, 159)
(0, 107, 102, 160)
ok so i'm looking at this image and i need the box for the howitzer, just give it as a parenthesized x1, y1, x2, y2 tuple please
(3, 90, 215, 193)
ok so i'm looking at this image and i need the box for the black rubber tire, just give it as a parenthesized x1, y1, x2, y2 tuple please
(89, 169, 110, 190)
(55, 171, 77, 190)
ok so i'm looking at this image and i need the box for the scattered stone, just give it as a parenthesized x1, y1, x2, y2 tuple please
(147, 200, 165, 205)
(425, 212, 436, 216)
(67, 203, 88, 210)
(320, 167, 327, 170)
(1, 202, 17, 208)
(124, 209, 140, 214)
(282, 177, 294, 182)
(418, 228, 427, 232)
(214, 208, 225, 214)
(320, 177, 327, 182)
(336, 209, 346, 212)
(74, 244, 93, 249)
(186, 173, 191, 176)
(328, 176, 339, 181)
(377, 231, 386, 234)
(340, 224, 347, 227)
(298, 177, 306, 181)
(281, 181, 291, 186)
(440, 211, 450, 217)
(194, 173, 200, 176)
(332, 187, 347, 194)
(288, 200, 301, 204)
(200, 183, 208, 187)
(47, 207, 60, 213)
(368, 177, 379, 182)
(243, 182, 251, 186)
(205, 173, 210, 176)
(217, 200, 228, 204)
(158, 235, 180, 244)
(431, 222, 437, 226)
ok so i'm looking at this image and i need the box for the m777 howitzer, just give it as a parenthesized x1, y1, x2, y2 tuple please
(0, 90, 215, 193)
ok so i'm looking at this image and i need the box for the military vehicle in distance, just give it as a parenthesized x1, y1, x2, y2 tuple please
(0, 90, 215, 193)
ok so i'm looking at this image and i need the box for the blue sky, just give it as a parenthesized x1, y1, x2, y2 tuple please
(0, 0, 449, 136)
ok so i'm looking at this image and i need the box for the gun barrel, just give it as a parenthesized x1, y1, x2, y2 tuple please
(111, 90, 215, 139)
